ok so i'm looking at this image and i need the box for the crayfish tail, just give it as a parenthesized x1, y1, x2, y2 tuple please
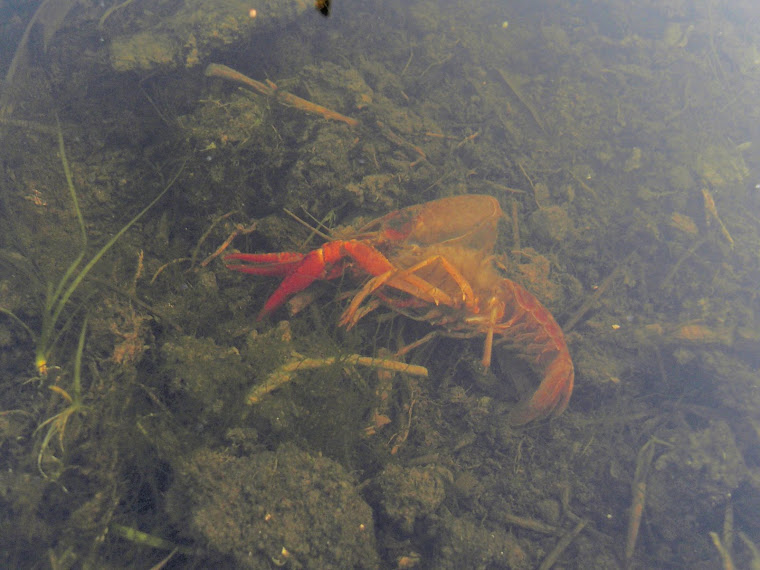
(507, 352, 574, 426)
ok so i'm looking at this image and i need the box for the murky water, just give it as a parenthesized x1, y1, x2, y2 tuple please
(1, 0, 759, 567)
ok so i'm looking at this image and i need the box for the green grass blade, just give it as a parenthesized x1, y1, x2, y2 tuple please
(57, 118, 86, 245)
(34, 123, 184, 374)
(72, 316, 87, 403)
(46, 122, 87, 314)
(0, 307, 37, 341)
(48, 162, 185, 338)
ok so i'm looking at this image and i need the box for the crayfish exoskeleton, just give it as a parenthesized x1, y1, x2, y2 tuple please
(226, 194, 574, 425)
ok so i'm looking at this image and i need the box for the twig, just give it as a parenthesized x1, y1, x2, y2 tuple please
(191, 210, 239, 264)
(248, 353, 428, 404)
(494, 67, 547, 136)
(660, 237, 706, 290)
(710, 532, 735, 570)
(400, 48, 414, 77)
(283, 208, 332, 241)
(739, 532, 760, 567)
(150, 212, 254, 281)
(499, 512, 560, 535)
(480, 180, 526, 195)
(200, 221, 257, 267)
(425, 131, 457, 140)
(702, 188, 734, 249)
(149, 548, 179, 570)
(454, 132, 479, 149)
(395, 330, 440, 359)
(419, 52, 455, 78)
(389, 384, 418, 455)
(568, 169, 599, 199)
(376, 120, 427, 166)
(538, 519, 588, 570)
(723, 498, 734, 556)
(205, 63, 359, 127)
(130, 250, 144, 296)
(149, 258, 191, 284)
(563, 251, 636, 332)
(517, 160, 535, 192)
(624, 438, 657, 566)
(708, 499, 737, 570)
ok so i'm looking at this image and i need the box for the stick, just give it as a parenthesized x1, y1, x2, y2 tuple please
(660, 237, 706, 290)
(624, 439, 657, 566)
(723, 499, 734, 556)
(563, 251, 636, 332)
(538, 519, 588, 570)
(480, 180, 526, 195)
(205, 63, 359, 127)
(701, 188, 734, 249)
(376, 120, 427, 166)
(738, 532, 760, 566)
(248, 353, 428, 404)
(200, 221, 257, 267)
(494, 67, 547, 136)
(710, 532, 735, 570)
(499, 512, 560, 535)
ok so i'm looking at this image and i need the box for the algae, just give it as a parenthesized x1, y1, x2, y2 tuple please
(3, 0, 760, 567)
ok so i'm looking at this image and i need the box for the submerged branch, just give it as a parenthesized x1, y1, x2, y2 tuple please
(205, 63, 359, 127)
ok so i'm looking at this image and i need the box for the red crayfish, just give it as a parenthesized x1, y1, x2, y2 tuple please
(226, 194, 574, 425)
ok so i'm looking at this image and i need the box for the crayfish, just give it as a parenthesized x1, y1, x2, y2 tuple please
(226, 194, 574, 425)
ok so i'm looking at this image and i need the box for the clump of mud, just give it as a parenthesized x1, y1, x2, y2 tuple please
(167, 444, 379, 568)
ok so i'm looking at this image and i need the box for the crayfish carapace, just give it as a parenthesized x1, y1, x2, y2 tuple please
(226, 194, 574, 425)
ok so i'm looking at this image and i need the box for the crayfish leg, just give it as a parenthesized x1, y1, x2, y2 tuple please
(225, 252, 306, 276)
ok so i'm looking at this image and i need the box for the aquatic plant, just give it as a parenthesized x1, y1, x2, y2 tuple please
(0, 122, 181, 376)
(35, 317, 88, 478)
